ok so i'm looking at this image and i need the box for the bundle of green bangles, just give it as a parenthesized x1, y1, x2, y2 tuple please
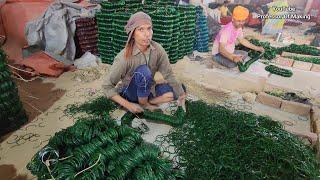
(0, 49, 28, 136)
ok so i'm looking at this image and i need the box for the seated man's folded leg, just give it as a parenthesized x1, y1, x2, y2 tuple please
(213, 53, 237, 68)
(121, 64, 153, 103)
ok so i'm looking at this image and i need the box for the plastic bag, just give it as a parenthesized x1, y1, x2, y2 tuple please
(74, 52, 99, 69)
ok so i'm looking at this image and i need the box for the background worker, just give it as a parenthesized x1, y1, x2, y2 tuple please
(212, 6, 265, 68)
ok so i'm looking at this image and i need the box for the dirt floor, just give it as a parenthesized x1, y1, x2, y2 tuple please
(0, 79, 65, 143)
(0, 22, 319, 179)
(0, 78, 66, 179)
(16, 79, 66, 122)
(0, 164, 28, 180)
(0, 65, 110, 179)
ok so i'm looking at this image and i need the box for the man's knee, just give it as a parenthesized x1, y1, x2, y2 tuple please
(213, 55, 237, 68)
(225, 62, 237, 68)
(134, 65, 152, 85)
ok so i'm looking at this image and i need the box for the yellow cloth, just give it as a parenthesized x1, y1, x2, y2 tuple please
(220, 6, 228, 17)
(232, 6, 249, 21)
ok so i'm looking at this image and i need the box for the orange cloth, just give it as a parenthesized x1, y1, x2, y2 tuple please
(232, 6, 249, 21)
(0, 1, 52, 62)
(19, 51, 65, 77)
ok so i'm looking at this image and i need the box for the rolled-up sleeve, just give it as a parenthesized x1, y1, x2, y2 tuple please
(102, 56, 127, 99)
(157, 47, 184, 96)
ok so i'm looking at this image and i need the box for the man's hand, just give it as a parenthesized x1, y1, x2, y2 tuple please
(178, 93, 187, 112)
(127, 102, 144, 114)
(142, 104, 159, 112)
(256, 46, 265, 53)
(232, 55, 243, 63)
(178, 93, 187, 106)
(238, 38, 265, 54)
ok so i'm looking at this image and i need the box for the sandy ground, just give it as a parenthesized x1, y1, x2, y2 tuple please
(15, 79, 66, 122)
(0, 79, 66, 145)
(0, 22, 319, 179)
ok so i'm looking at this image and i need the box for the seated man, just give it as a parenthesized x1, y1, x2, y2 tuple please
(219, 0, 231, 17)
(212, 6, 264, 68)
(102, 12, 186, 114)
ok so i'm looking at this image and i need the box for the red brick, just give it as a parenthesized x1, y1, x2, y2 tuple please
(287, 129, 318, 145)
(274, 56, 294, 67)
(311, 64, 320, 73)
(310, 106, 320, 133)
(256, 92, 282, 109)
(312, 106, 320, 122)
(280, 100, 311, 116)
(292, 61, 312, 71)
(316, 135, 320, 160)
(306, 132, 318, 145)
(314, 121, 320, 134)
(282, 51, 320, 58)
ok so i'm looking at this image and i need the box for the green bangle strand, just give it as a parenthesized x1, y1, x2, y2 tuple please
(265, 65, 293, 77)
